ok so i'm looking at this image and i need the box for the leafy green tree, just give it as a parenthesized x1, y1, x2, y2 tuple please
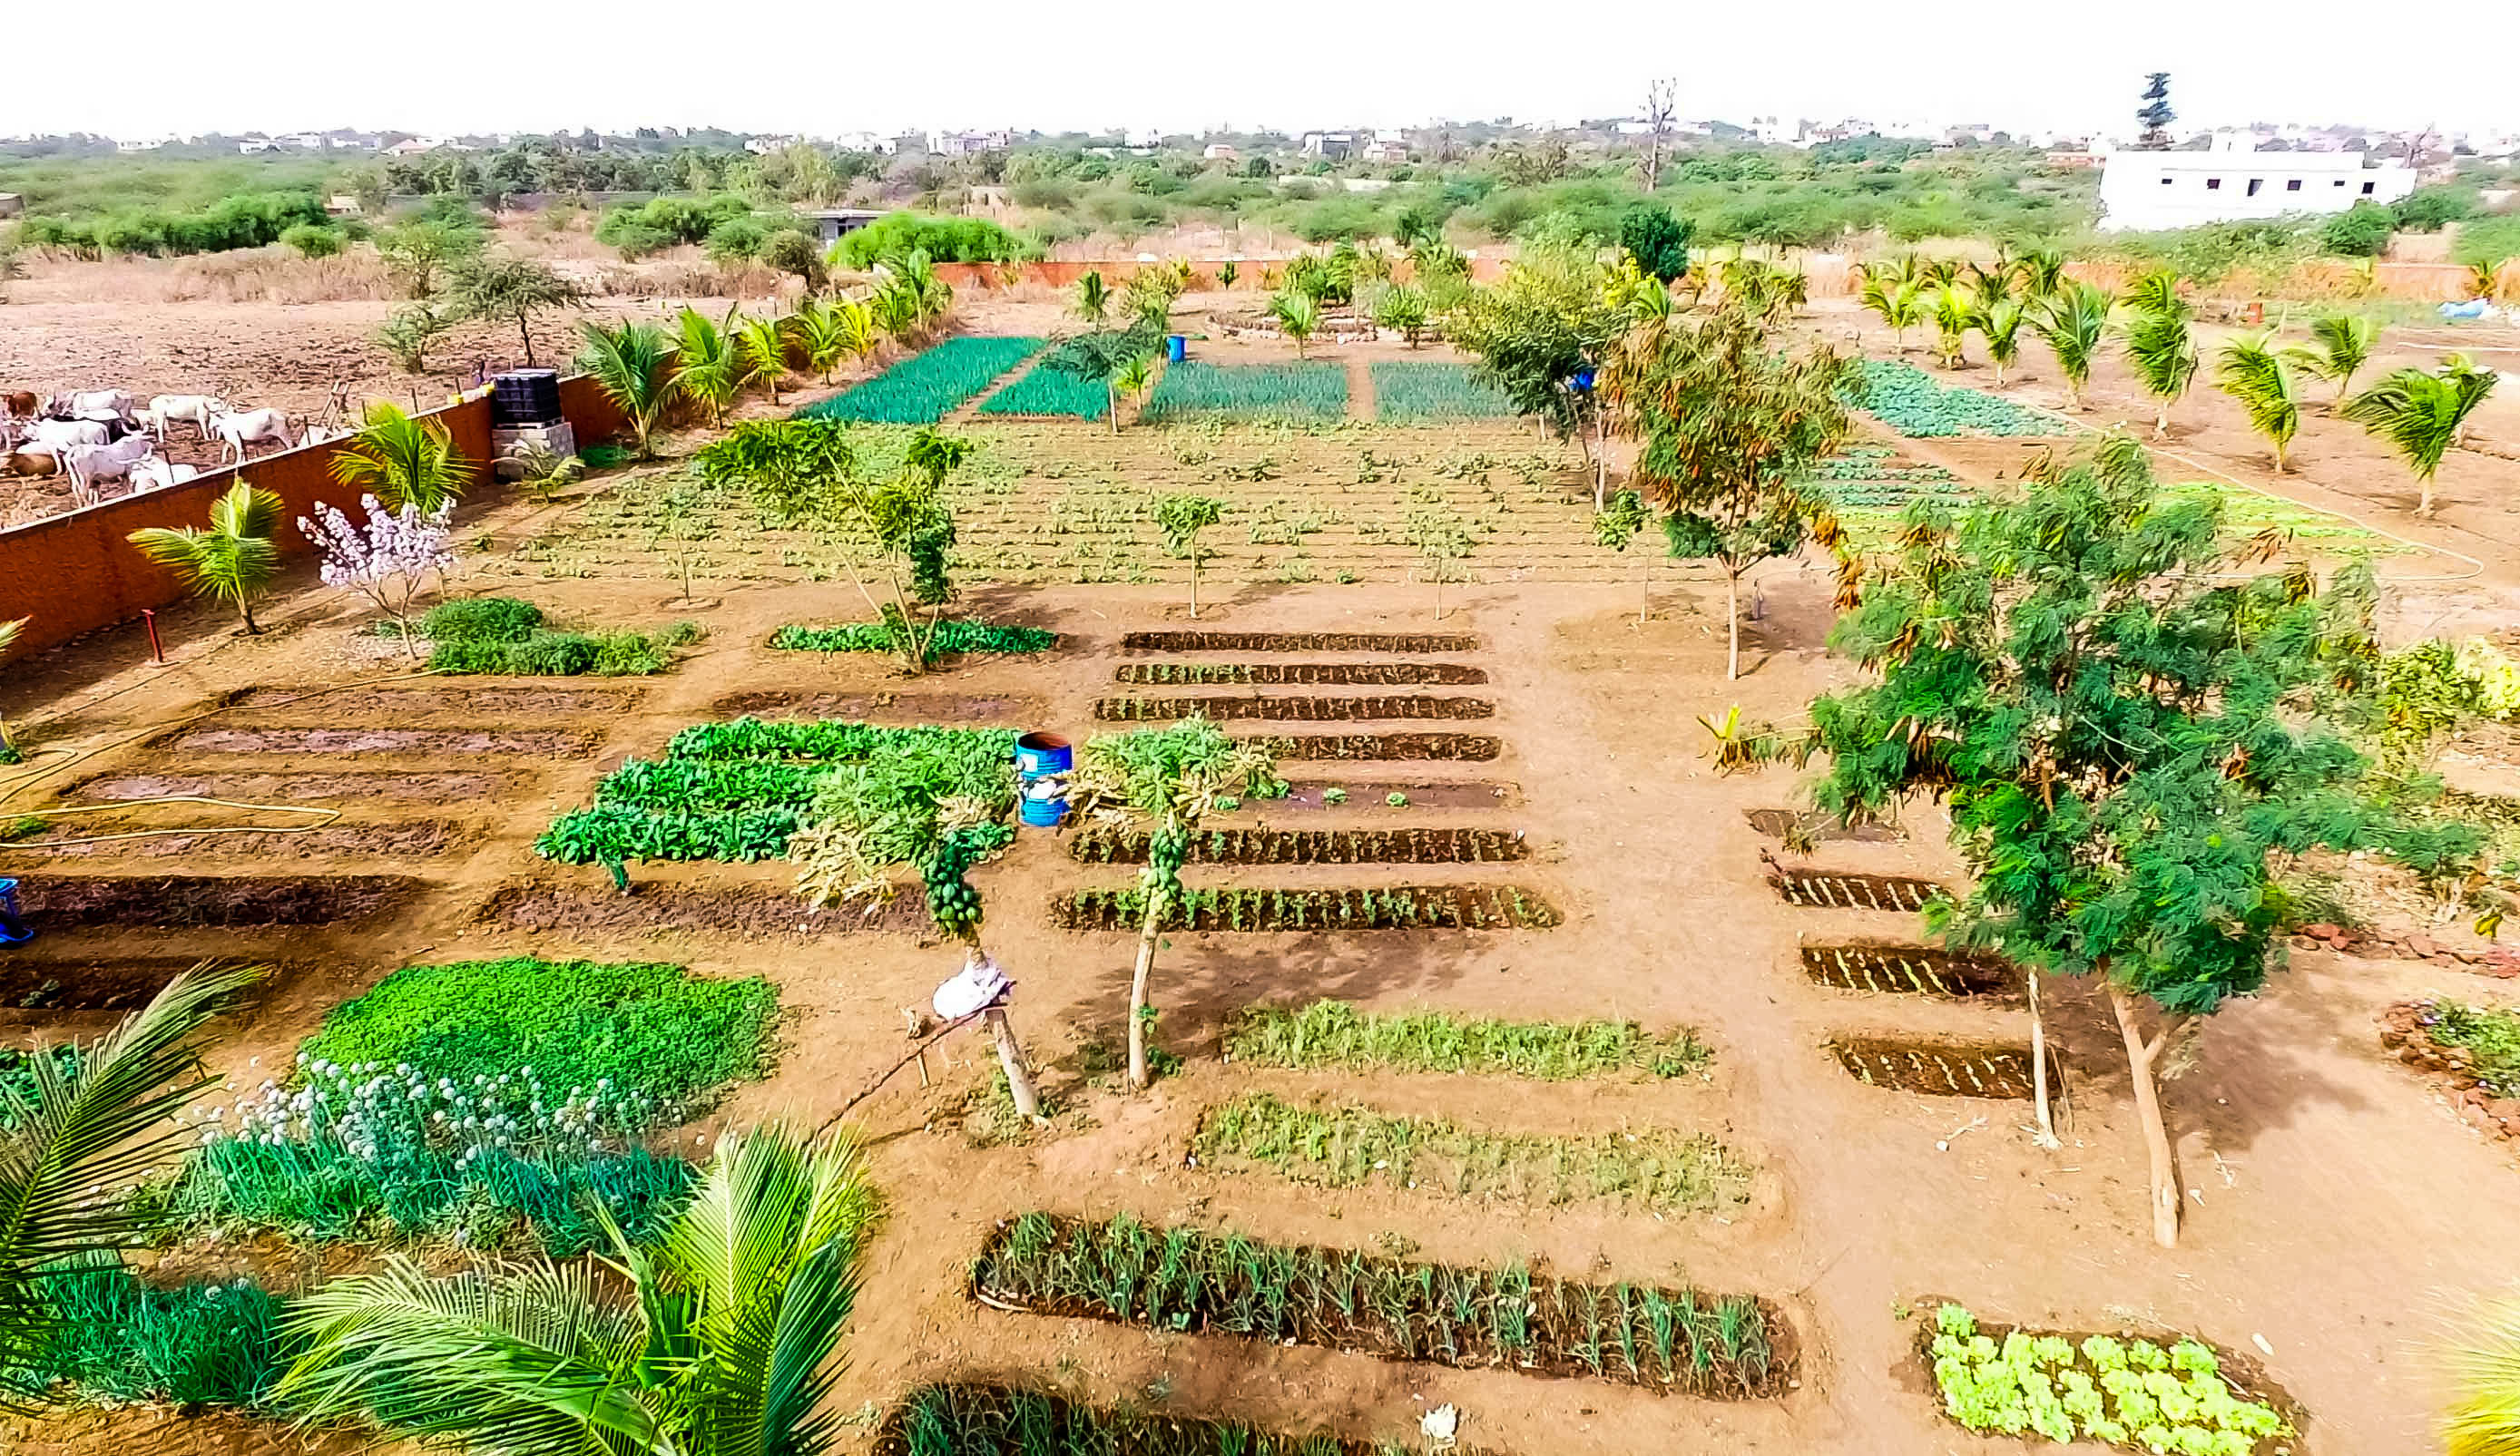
(2342, 358, 2499, 516)
(276, 1129, 878, 1456)
(328, 402, 476, 510)
(1154, 494, 1226, 618)
(673, 305, 744, 425)
(2121, 272, 2198, 436)
(1618, 203, 1692, 284)
(575, 319, 679, 460)
(1374, 285, 1430, 347)
(1754, 436, 2469, 1247)
(1442, 243, 1621, 502)
(1406, 504, 1476, 620)
(1268, 290, 1320, 357)
(1066, 720, 1277, 1090)
(2137, 72, 2175, 148)
(1044, 325, 1163, 436)
(1593, 488, 1657, 624)
(126, 482, 284, 633)
(2305, 312, 2377, 402)
(374, 220, 482, 300)
(2215, 331, 2315, 473)
(2033, 282, 2113, 411)
(374, 304, 453, 375)
(1603, 300, 1850, 679)
(2321, 201, 2396, 259)
(761, 230, 826, 292)
(0, 965, 260, 1392)
(280, 223, 344, 259)
(443, 257, 585, 366)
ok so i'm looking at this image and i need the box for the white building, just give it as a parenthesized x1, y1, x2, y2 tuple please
(114, 136, 169, 153)
(2098, 147, 2417, 231)
(1299, 131, 1356, 160)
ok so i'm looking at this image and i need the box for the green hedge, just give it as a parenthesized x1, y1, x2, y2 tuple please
(768, 621, 1056, 656)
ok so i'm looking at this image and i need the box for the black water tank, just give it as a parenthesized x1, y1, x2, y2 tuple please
(491, 369, 564, 425)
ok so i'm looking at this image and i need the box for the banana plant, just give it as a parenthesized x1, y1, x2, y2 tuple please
(2214, 331, 2315, 473)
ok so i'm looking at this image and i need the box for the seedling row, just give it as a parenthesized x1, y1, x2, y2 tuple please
(1123, 630, 1478, 653)
(1050, 884, 1560, 933)
(1250, 733, 1502, 761)
(1768, 867, 1947, 911)
(1801, 943, 2014, 998)
(1067, 826, 1527, 866)
(875, 1383, 1452, 1456)
(1830, 1037, 2060, 1100)
(1113, 661, 1487, 686)
(1094, 695, 1496, 722)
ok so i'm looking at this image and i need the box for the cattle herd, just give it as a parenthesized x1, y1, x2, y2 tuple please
(1, 388, 323, 508)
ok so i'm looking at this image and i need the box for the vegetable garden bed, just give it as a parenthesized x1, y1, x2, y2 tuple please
(709, 691, 1041, 724)
(1114, 661, 1487, 686)
(877, 1382, 1492, 1456)
(1096, 695, 1495, 722)
(1123, 631, 1478, 653)
(974, 359, 1112, 420)
(1842, 358, 2060, 438)
(797, 336, 1045, 425)
(1801, 943, 2014, 998)
(1920, 1303, 2300, 1455)
(17, 875, 423, 928)
(68, 770, 507, 805)
(1767, 867, 1947, 911)
(972, 1212, 1790, 1394)
(1191, 1091, 1751, 1215)
(1254, 732, 1502, 761)
(167, 727, 601, 757)
(483, 883, 932, 937)
(1050, 884, 1560, 932)
(1744, 807, 1901, 843)
(1369, 361, 1517, 421)
(11, 820, 465, 862)
(0, 956, 295, 1013)
(1070, 826, 1525, 865)
(1831, 1037, 2060, 1100)
(1142, 361, 1349, 423)
(1250, 779, 1509, 812)
(1224, 999, 1711, 1080)
(2379, 997, 2520, 1138)
(221, 684, 641, 716)
(766, 621, 1058, 657)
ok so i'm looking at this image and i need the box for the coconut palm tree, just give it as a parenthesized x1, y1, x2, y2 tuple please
(1917, 257, 1961, 291)
(275, 1128, 878, 1456)
(2305, 312, 2378, 405)
(1112, 354, 1158, 419)
(1929, 286, 1973, 369)
(1072, 269, 1110, 325)
(2343, 360, 2499, 515)
(126, 482, 283, 633)
(830, 298, 881, 376)
(575, 318, 678, 459)
(1966, 260, 2015, 308)
(1972, 297, 2026, 387)
(0, 617, 24, 761)
(878, 250, 953, 337)
(738, 314, 793, 406)
(790, 297, 848, 385)
(1858, 272, 1926, 353)
(2122, 281, 2198, 437)
(2033, 282, 2113, 411)
(2014, 248, 2069, 303)
(2215, 331, 2315, 473)
(868, 280, 921, 346)
(1270, 290, 1321, 357)
(673, 305, 744, 425)
(327, 403, 475, 512)
(2123, 268, 2184, 318)
(2440, 1292, 2520, 1456)
(0, 964, 260, 1379)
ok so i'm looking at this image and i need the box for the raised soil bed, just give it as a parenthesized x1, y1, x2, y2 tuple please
(709, 690, 1044, 723)
(875, 1383, 1476, 1456)
(1122, 631, 1478, 653)
(1250, 779, 1513, 812)
(1830, 1037, 2061, 1100)
(0, 956, 298, 1012)
(972, 1212, 1791, 1396)
(1070, 826, 1526, 865)
(1114, 661, 1488, 686)
(1050, 884, 1560, 933)
(1254, 733, 1502, 762)
(15, 875, 424, 928)
(67, 770, 508, 805)
(221, 685, 639, 716)
(8, 821, 464, 861)
(165, 728, 601, 757)
(1096, 695, 1495, 722)
(1744, 808, 1901, 843)
(1767, 867, 1946, 911)
(1801, 943, 2014, 998)
(480, 883, 932, 938)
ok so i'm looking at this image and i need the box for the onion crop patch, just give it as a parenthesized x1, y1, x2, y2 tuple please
(1051, 884, 1560, 933)
(1253, 732, 1502, 761)
(1113, 661, 1487, 686)
(1842, 359, 2060, 438)
(166, 727, 600, 757)
(1370, 361, 1517, 421)
(971, 1212, 1791, 1395)
(17, 875, 423, 928)
(796, 337, 1045, 425)
(1830, 1037, 2061, 1100)
(1191, 1091, 1752, 1216)
(1142, 362, 1349, 423)
(1095, 695, 1495, 722)
(1768, 867, 1946, 911)
(1123, 631, 1478, 653)
(1801, 943, 2014, 998)
(973, 359, 1112, 420)
(1922, 1304, 2300, 1455)
(1069, 826, 1526, 866)
(875, 1383, 1479, 1456)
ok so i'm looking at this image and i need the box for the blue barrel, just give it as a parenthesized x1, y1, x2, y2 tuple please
(1165, 334, 1187, 363)
(1015, 732, 1073, 828)
(1019, 779, 1070, 827)
(0, 877, 29, 945)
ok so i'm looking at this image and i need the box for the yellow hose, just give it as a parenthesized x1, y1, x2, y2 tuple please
(0, 796, 343, 851)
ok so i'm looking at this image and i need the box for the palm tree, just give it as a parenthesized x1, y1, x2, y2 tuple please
(1966, 260, 2015, 308)
(126, 482, 283, 633)
(2122, 286, 2198, 437)
(2216, 331, 2315, 473)
(0, 617, 24, 761)
(673, 305, 744, 426)
(276, 1128, 878, 1456)
(1072, 269, 1110, 325)
(868, 280, 921, 347)
(2306, 312, 2378, 404)
(876, 250, 952, 337)
(1917, 257, 1961, 291)
(575, 319, 678, 459)
(1972, 298, 2026, 387)
(1112, 355, 1158, 420)
(1858, 273, 1926, 352)
(2123, 268, 2184, 318)
(738, 314, 792, 406)
(791, 297, 848, 385)
(1929, 286, 1972, 369)
(2439, 1292, 2520, 1456)
(830, 298, 880, 376)
(2343, 360, 2499, 515)
(327, 402, 475, 512)
(2469, 259, 2511, 304)
(0, 964, 260, 1378)
(2033, 282, 2113, 411)
(1270, 290, 1320, 357)
(2015, 248, 2068, 303)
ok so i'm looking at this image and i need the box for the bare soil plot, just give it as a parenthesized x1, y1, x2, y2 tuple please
(5, 820, 466, 861)
(16, 875, 423, 928)
(710, 690, 1044, 723)
(1829, 1037, 2062, 1101)
(220, 685, 642, 716)
(0, 955, 299, 1012)
(65, 770, 509, 805)
(479, 883, 933, 938)
(162, 727, 601, 757)
(1744, 808, 1901, 843)
(1240, 779, 1514, 812)
(1253, 732, 1503, 761)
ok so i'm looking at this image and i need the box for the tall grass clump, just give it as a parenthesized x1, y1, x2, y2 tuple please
(10, 1255, 288, 1409)
(1225, 1000, 1711, 1079)
(879, 1383, 1413, 1456)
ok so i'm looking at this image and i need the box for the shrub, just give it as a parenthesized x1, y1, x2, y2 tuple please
(22, 191, 332, 257)
(596, 194, 750, 252)
(832, 211, 1027, 269)
(500, 630, 602, 676)
(2394, 186, 2478, 233)
(704, 217, 769, 263)
(2322, 201, 2397, 258)
(279, 222, 344, 259)
(419, 594, 543, 642)
(767, 620, 1056, 658)
(1620, 201, 1693, 282)
(18, 1256, 286, 1408)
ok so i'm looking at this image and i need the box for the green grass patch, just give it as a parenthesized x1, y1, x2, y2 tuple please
(798, 337, 1044, 425)
(2162, 481, 2408, 557)
(1370, 361, 1516, 421)
(767, 621, 1057, 657)
(1143, 361, 1349, 423)
(408, 595, 703, 677)
(1844, 358, 2057, 438)
(1225, 999, 1710, 1079)
(2411, 998, 2520, 1098)
(16, 1256, 287, 1409)
(975, 358, 1111, 420)
(1194, 1092, 1750, 1215)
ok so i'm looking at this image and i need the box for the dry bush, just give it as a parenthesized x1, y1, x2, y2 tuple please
(11, 245, 402, 305)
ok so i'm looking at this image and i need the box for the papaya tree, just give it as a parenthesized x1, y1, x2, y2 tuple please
(1153, 494, 1226, 618)
(1736, 435, 2476, 1248)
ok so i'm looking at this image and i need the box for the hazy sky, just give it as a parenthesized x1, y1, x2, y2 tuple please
(5, 2, 2514, 142)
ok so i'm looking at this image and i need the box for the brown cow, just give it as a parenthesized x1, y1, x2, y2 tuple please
(2, 392, 35, 420)
(4, 452, 59, 477)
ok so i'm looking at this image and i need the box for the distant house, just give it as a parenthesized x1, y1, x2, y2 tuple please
(0, 193, 22, 220)
(934, 130, 1013, 157)
(2098, 148, 2417, 231)
(1202, 143, 1240, 161)
(2044, 151, 2104, 170)
(807, 209, 886, 245)
(384, 137, 441, 157)
(237, 135, 277, 154)
(1300, 131, 1356, 160)
(114, 136, 167, 153)
(1362, 132, 1409, 163)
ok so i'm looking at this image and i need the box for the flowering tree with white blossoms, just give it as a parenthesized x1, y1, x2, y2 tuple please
(299, 494, 456, 656)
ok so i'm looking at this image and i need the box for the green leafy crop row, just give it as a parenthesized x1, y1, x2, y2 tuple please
(767, 620, 1057, 658)
(1929, 1305, 2291, 1454)
(1143, 362, 1350, 423)
(1370, 361, 1518, 421)
(1223, 999, 1711, 1080)
(1843, 358, 2057, 438)
(798, 337, 1044, 425)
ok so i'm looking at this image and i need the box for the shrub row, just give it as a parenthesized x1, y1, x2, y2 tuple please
(768, 621, 1057, 658)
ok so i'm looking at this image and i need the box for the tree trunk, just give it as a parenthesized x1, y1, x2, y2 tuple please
(240, 601, 260, 634)
(985, 1007, 1043, 1120)
(1188, 557, 1201, 619)
(2420, 474, 2437, 516)
(1127, 894, 1162, 1090)
(1725, 571, 1740, 679)
(517, 314, 535, 367)
(1107, 384, 1119, 435)
(2028, 969, 2057, 1148)
(1637, 554, 1651, 626)
(2107, 982, 2185, 1249)
(1592, 412, 1608, 513)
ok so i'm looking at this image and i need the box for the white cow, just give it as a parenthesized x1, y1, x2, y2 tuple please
(129, 456, 201, 493)
(141, 394, 226, 441)
(20, 418, 110, 453)
(59, 434, 155, 504)
(48, 390, 135, 424)
(208, 407, 292, 462)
